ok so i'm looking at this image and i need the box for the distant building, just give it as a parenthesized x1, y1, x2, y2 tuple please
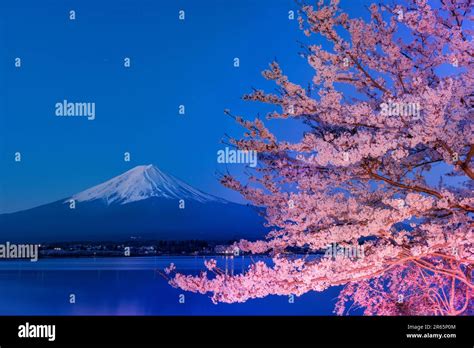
(215, 245, 240, 255)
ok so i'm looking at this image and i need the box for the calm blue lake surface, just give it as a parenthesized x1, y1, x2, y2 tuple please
(0, 256, 341, 315)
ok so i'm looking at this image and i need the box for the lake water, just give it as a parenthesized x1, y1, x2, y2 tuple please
(0, 256, 341, 315)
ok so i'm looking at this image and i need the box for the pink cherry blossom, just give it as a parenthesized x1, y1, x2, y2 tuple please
(167, 0, 473, 315)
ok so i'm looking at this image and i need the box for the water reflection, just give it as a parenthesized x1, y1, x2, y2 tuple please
(0, 256, 342, 315)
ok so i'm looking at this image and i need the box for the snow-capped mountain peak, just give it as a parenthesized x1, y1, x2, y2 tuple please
(68, 164, 227, 205)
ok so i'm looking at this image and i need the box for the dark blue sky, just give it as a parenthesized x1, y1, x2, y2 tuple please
(0, 0, 451, 213)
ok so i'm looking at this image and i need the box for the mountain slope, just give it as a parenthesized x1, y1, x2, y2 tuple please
(70, 164, 227, 205)
(0, 165, 267, 243)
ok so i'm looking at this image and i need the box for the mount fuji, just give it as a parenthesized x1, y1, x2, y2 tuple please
(70, 165, 228, 206)
(0, 165, 267, 243)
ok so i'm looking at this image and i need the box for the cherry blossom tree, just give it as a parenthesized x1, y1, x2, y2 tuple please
(166, 0, 473, 315)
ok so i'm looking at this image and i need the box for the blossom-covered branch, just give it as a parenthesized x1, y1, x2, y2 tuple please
(167, 0, 473, 315)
